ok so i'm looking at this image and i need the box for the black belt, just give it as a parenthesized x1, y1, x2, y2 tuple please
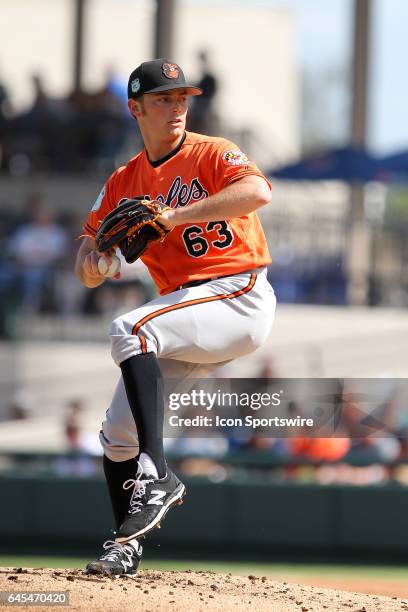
(176, 273, 236, 291)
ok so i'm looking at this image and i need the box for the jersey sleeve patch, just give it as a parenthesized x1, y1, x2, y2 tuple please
(91, 185, 106, 212)
(222, 149, 251, 166)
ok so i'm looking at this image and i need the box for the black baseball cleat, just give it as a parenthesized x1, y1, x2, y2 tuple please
(115, 465, 185, 542)
(85, 538, 142, 576)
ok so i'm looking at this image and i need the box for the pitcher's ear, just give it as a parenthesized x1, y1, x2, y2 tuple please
(128, 98, 143, 118)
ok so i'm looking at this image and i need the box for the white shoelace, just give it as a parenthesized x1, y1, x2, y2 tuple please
(123, 464, 154, 515)
(100, 540, 135, 562)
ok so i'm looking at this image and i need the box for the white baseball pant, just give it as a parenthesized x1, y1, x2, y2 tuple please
(101, 267, 276, 461)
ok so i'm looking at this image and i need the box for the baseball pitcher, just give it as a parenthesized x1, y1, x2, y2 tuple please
(75, 59, 276, 576)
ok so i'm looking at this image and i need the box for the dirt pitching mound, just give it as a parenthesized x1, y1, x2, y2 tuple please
(1, 567, 406, 612)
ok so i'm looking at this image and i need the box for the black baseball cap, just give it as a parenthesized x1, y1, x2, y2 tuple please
(127, 58, 202, 99)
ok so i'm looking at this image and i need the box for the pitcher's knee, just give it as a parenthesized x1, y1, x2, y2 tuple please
(109, 315, 156, 365)
(109, 315, 126, 338)
(110, 333, 137, 366)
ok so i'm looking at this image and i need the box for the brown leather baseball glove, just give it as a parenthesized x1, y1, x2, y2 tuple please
(95, 198, 172, 263)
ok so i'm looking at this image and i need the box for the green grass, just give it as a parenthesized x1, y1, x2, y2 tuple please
(1, 557, 407, 580)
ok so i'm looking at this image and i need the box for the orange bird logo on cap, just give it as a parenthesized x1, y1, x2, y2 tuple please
(162, 62, 180, 79)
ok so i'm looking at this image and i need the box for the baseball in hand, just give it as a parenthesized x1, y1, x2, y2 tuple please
(98, 255, 121, 277)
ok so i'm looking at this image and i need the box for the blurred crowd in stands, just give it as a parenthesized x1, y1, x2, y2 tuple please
(0, 72, 132, 175)
(0, 191, 156, 337)
(0, 53, 219, 175)
(2, 360, 408, 487)
(163, 365, 408, 486)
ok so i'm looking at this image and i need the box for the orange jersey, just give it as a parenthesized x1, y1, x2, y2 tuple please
(83, 131, 272, 295)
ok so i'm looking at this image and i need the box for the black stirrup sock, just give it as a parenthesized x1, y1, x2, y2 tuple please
(120, 352, 166, 478)
(103, 455, 139, 529)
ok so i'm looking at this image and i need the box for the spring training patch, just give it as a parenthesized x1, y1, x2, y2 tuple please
(131, 78, 141, 94)
(222, 149, 251, 166)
